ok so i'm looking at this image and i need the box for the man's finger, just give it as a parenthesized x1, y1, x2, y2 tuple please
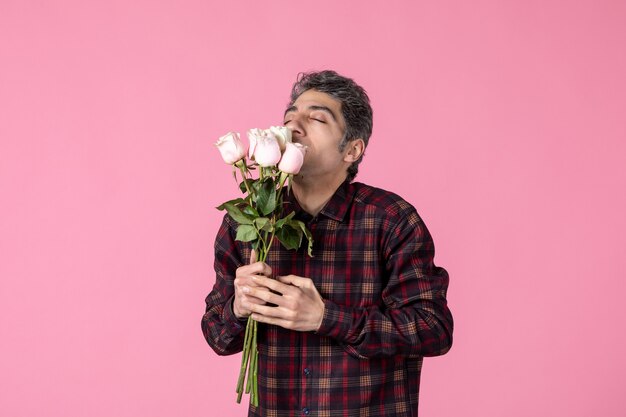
(248, 303, 290, 320)
(244, 286, 283, 306)
(276, 274, 309, 288)
(252, 275, 292, 293)
(250, 313, 292, 329)
(250, 249, 257, 264)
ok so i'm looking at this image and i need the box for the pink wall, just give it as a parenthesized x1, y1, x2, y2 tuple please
(1, 1, 625, 416)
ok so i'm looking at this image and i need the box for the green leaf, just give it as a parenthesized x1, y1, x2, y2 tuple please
(256, 179, 277, 216)
(291, 219, 314, 257)
(251, 178, 262, 193)
(276, 223, 302, 251)
(223, 202, 253, 225)
(242, 205, 259, 217)
(245, 178, 262, 203)
(254, 217, 271, 232)
(274, 211, 296, 230)
(216, 198, 246, 211)
(236, 224, 258, 242)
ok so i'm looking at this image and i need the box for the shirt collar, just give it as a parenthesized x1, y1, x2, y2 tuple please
(283, 179, 353, 223)
(318, 179, 353, 222)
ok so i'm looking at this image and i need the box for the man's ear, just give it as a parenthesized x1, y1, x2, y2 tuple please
(343, 139, 365, 163)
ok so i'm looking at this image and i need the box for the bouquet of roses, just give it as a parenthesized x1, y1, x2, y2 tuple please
(215, 126, 313, 406)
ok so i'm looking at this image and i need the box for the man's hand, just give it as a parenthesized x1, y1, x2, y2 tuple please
(242, 274, 325, 332)
(233, 250, 272, 319)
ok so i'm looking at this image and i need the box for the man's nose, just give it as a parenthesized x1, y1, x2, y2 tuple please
(288, 117, 305, 138)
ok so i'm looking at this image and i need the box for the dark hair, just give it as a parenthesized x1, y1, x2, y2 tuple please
(289, 70, 373, 181)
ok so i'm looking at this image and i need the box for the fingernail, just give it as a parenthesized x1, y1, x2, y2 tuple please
(242, 286, 250, 293)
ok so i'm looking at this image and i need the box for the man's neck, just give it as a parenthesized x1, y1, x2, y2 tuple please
(291, 173, 348, 217)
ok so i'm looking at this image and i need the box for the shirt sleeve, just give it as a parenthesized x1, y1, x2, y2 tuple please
(315, 207, 453, 359)
(201, 215, 248, 356)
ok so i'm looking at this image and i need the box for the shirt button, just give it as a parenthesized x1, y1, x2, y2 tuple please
(302, 407, 310, 415)
(303, 367, 311, 376)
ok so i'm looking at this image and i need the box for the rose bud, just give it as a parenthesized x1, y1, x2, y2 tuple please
(278, 142, 307, 174)
(247, 128, 264, 160)
(253, 133, 282, 167)
(215, 132, 246, 164)
(268, 126, 292, 152)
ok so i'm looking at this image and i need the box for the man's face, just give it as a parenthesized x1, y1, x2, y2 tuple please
(283, 89, 349, 182)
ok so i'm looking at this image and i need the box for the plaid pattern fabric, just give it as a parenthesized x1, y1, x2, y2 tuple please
(202, 181, 453, 417)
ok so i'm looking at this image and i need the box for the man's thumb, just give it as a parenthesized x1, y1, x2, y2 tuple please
(250, 249, 257, 264)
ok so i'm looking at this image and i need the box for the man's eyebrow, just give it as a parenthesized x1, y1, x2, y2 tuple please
(283, 105, 338, 121)
(284, 105, 297, 117)
(308, 105, 338, 121)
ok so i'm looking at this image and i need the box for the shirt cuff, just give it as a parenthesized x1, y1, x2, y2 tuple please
(315, 299, 354, 342)
(221, 295, 248, 334)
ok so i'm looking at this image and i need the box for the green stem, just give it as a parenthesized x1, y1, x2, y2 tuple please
(236, 316, 253, 403)
(246, 319, 257, 394)
(261, 230, 275, 263)
(274, 171, 289, 205)
(237, 163, 253, 198)
(251, 320, 259, 407)
(256, 231, 268, 257)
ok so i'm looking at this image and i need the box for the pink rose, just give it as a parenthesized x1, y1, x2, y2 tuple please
(252, 133, 282, 167)
(215, 132, 246, 164)
(268, 126, 292, 152)
(247, 128, 263, 159)
(278, 142, 307, 174)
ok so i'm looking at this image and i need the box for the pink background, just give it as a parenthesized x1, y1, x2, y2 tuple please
(1, 1, 625, 416)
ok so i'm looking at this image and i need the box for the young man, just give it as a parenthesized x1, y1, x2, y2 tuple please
(202, 70, 453, 416)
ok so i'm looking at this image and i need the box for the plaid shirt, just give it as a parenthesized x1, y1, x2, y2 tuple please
(202, 181, 453, 417)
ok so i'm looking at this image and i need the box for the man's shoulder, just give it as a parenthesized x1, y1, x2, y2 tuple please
(349, 182, 419, 220)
